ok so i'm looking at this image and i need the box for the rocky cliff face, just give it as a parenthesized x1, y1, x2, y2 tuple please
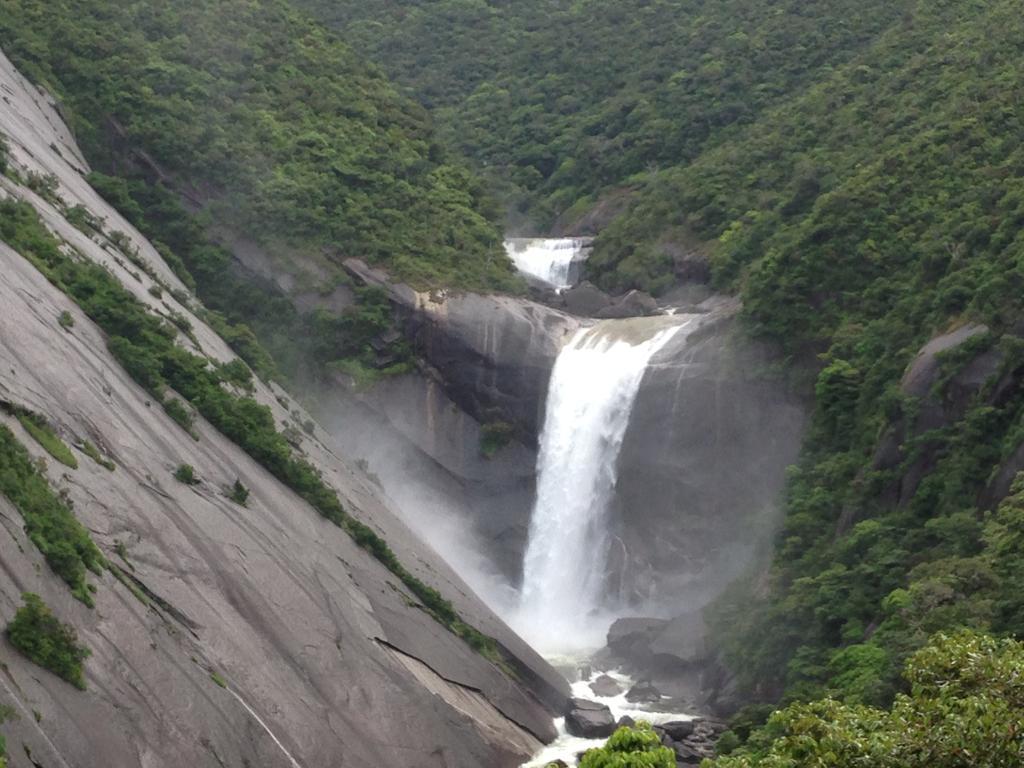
(609, 301, 806, 609)
(0, 48, 567, 768)
(326, 262, 806, 623)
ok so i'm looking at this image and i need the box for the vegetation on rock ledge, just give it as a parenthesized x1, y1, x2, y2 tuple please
(6, 592, 91, 690)
(0, 423, 104, 605)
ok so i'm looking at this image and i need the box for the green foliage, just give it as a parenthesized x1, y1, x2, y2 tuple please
(579, 722, 675, 768)
(80, 440, 115, 471)
(210, 672, 227, 689)
(0, 132, 8, 175)
(707, 631, 1024, 768)
(0, 0, 518, 293)
(6, 593, 90, 690)
(14, 409, 77, 469)
(480, 421, 515, 459)
(0, 703, 15, 765)
(57, 310, 74, 329)
(163, 398, 197, 438)
(228, 479, 249, 507)
(303, 0, 905, 232)
(173, 464, 198, 485)
(0, 425, 103, 604)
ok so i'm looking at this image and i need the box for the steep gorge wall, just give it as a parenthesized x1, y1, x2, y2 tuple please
(0, 48, 566, 768)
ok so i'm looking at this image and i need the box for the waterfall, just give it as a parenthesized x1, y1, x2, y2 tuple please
(515, 317, 688, 652)
(504, 238, 589, 288)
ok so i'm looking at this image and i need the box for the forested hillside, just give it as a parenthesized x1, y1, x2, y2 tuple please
(0, 0, 518, 292)
(299, 0, 909, 227)
(308, 0, 1024, 754)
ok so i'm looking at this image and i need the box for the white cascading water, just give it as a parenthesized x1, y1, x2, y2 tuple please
(514, 317, 689, 653)
(504, 238, 588, 288)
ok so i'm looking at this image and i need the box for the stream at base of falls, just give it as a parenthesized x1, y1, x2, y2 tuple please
(521, 657, 697, 768)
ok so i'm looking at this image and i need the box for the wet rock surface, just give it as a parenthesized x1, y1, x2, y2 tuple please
(589, 674, 624, 697)
(565, 698, 617, 738)
(345, 257, 581, 440)
(611, 302, 807, 612)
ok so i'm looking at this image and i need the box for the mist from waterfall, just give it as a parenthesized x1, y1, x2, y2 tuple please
(514, 317, 688, 653)
(504, 238, 588, 288)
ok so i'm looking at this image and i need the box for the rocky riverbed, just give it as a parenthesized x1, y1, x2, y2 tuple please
(521, 663, 726, 767)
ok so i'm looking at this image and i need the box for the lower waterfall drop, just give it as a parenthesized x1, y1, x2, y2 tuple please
(504, 237, 589, 288)
(515, 316, 690, 653)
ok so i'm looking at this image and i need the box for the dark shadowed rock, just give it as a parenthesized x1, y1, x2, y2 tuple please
(607, 617, 669, 654)
(617, 715, 636, 729)
(565, 699, 616, 738)
(610, 300, 806, 619)
(624, 681, 662, 703)
(563, 281, 613, 316)
(661, 720, 696, 740)
(673, 249, 712, 284)
(649, 611, 708, 667)
(595, 289, 659, 319)
(674, 742, 705, 764)
(344, 258, 581, 441)
(589, 674, 623, 697)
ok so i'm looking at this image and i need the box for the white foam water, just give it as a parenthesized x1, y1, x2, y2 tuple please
(521, 670, 694, 767)
(514, 317, 689, 653)
(504, 238, 589, 288)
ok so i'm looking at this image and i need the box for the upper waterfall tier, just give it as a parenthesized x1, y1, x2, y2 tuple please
(504, 237, 592, 288)
(515, 316, 694, 652)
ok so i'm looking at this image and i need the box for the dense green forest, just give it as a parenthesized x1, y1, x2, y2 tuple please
(298, 0, 910, 230)
(0, 0, 518, 292)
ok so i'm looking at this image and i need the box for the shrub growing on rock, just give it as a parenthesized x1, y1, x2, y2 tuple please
(173, 464, 198, 485)
(6, 593, 90, 689)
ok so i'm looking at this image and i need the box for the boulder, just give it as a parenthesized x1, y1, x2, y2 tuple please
(589, 674, 623, 697)
(563, 281, 613, 316)
(595, 289, 659, 319)
(624, 681, 662, 703)
(660, 720, 696, 740)
(565, 699, 616, 739)
(648, 611, 708, 667)
(674, 742, 705, 764)
(607, 617, 669, 657)
(616, 715, 636, 729)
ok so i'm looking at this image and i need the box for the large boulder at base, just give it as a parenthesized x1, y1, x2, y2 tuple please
(607, 617, 669, 657)
(660, 720, 696, 740)
(565, 699, 616, 738)
(624, 681, 662, 703)
(594, 289, 659, 319)
(563, 281, 613, 316)
(648, 611, 708, 667)
(589, 674, 623, 697)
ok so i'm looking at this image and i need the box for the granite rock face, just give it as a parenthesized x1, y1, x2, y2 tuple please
(344, 258, 581, 441)
(609, 302, 807, 609)
(0, 47, 567, 768)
